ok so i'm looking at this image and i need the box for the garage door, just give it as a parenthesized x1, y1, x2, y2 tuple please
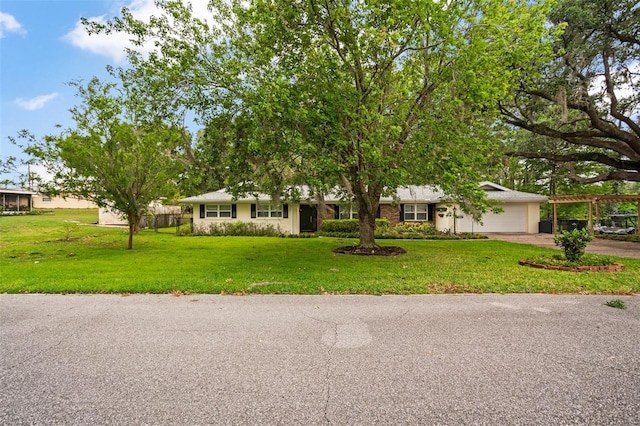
(457, 204, 527, 233)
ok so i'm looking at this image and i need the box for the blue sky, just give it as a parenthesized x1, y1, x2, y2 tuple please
(0, 0, 210, 185)
(1, 1, 119, 183)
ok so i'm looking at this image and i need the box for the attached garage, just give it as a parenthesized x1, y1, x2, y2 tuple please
(457, 203, 528, 233)
(453, 183, 547, 234)
(392, 182, 546, 234)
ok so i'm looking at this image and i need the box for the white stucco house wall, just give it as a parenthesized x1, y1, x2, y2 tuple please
(180, 182, 547, 234)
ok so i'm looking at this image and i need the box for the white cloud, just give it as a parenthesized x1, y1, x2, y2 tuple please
(63, 0, 214, 64)
(0, 12, 26, 38)
(15, 93, 60, 111)
(18, 162, 54, 187)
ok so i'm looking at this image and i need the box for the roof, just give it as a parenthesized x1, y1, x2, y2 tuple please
(180, 182, 547, 204)
(0, 188, 37, 195)
(180, 190, 275, 203)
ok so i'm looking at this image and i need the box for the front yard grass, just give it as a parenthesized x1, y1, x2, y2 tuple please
(1, 209, 639, 295)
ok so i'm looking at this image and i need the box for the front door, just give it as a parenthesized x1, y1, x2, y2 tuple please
(299, 205, 317, 232)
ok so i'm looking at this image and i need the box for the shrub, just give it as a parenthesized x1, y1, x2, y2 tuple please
(319, 219, 390, 236)
(554, 229, 593, 262)
(192, 221, 283, 236)
(393, 221, 438, 236)
(62, 221, 80, 241)
(319, 219, 359, 233)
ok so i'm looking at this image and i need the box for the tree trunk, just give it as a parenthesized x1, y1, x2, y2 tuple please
(358, 211, 378, 249)
(353, 187, 380, 249)
(126, 211, 141, 250)
(127, 223, 134, 250)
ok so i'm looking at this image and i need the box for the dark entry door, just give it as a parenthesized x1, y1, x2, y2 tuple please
(299, 205, 317, 232)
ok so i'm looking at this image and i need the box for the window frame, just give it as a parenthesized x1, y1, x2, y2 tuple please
(205, 204, 233, 218)
(256, 203, 283, 219)
(338, 205, 359, 220)
(403, 203, 429, 221)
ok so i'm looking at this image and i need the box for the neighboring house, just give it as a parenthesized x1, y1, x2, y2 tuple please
(32, 194, 97, 209)
(0, 188, 36, 212)
(180, 182, 547, 234)
(98, 203, 182, 227)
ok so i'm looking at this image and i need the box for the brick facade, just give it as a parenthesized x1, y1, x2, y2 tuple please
(317, 204, 336, 230)
(380, 204, 401, 227)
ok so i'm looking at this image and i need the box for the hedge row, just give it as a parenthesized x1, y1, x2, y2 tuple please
(319, 218, 391, 233)
(318, 219, 486, 240)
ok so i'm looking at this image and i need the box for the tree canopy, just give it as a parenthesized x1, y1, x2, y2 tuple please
(18, 78, 186, 249)
(92, 0, 555, 248)
(500, 0, 640, 183)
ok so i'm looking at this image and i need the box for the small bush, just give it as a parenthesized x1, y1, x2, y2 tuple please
(554, 229, 593, 262)
(62, 221, 80, 241)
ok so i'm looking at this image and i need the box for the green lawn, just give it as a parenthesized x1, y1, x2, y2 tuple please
(1, 209, 639, 294)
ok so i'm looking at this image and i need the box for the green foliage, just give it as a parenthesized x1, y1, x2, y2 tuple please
(192, 221, 283, 237)
(393, 222, 439, 236)
(501, 0, 640, 183)
(605, 299, 626, 310)
(318, 219, 486, 240)
(62, 221, 80, 241)
(319, 219, 359, 234)
(554, 229, 594, 262)
(92, 0, 556, 248)
(18, 78, 188, 249)
(319, 219, 390, 235)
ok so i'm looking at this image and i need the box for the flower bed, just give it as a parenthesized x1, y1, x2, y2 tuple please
(518, 259, 625, 272)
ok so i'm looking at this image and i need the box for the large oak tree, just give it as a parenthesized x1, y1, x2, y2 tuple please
(500, 0, 640, 183)
(93, 0, 554, 248)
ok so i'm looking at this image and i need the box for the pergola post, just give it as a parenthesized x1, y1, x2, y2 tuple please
(549, 194, 640, 236)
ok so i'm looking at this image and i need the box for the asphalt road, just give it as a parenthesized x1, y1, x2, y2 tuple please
(1, 294, 639, 425)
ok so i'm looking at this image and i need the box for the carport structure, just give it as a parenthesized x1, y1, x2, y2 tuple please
(548, 194, 640, 235)
(0, 188, 35, 213)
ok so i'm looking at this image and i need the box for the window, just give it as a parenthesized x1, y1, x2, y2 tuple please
(404, 204, 428, 221)
(42, 195, 52, 202)
(339, 205, 358, 220)
(206, 204, 232, 218)
(257, 204, 283, 218)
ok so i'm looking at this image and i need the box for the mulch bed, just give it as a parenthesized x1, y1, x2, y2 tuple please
(519, 260, 625, 272)
(332, 246, 407, 256)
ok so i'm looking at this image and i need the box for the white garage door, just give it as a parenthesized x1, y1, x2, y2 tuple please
(457, 204, 527, 233)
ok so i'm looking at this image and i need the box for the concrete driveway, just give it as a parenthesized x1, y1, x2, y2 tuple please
(1, 294, 638, 425)
(486, 233, 640, 259)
